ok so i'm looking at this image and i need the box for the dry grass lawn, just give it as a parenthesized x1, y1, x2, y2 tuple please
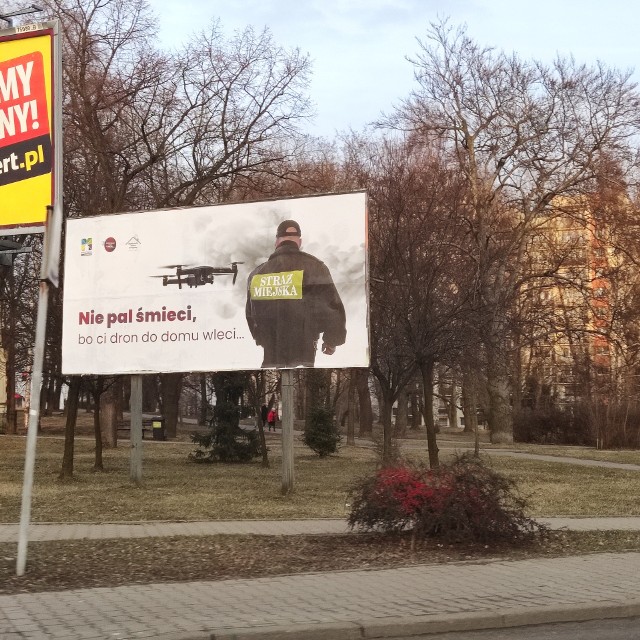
(2, 423, 640, 522)
(3, 416, 640, 594)
(0, 435, 377, 522)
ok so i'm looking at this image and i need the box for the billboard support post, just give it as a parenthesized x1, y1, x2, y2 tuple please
(14, 17, 63, 576)
(130, 375, 143, 484)
(281, 369, 294, 495)
(16, 204, 59, 576)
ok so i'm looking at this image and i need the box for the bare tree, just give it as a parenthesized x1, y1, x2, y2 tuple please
(40, 0, 314, 441)
(392, 20, 640, 442)
(0, 238, 39, 434)
(348, 132, 474, 466)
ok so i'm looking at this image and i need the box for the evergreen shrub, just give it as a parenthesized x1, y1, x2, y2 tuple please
(303, 406, 341, 457)
(189, 401, 260, 463)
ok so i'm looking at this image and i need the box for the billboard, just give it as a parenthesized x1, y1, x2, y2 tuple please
(62, 192, 369, 374)
(0, 24, 57, 232)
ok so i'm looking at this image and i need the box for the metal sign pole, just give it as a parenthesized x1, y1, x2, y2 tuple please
(15, 19, 63, 575)
(16, 206, 55, 576)
(281, 369, 294, 494)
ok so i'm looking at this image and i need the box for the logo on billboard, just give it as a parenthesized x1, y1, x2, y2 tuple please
(0, 51, 52, 187)
(81, 237, 92, 256)
(103, 236, 116, 252)
(126, 235, 141, 250)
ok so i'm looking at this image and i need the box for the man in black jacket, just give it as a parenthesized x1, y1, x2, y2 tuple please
(246, 219, 346, 368)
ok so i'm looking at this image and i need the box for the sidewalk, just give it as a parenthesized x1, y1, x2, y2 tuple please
(3, 516, 640, 542)
(1, 551, 640, 639)
(2, 519, 640, 639)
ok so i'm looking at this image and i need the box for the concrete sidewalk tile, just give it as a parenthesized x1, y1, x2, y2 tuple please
(210, 622, 363, 639)
(2, 551, 640, 638)
(3, 515, 640, 543)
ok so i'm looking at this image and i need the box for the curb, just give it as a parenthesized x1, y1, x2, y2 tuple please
(199, 599, 640, 639)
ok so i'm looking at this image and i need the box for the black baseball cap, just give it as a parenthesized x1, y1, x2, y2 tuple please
(276, 219, 301, 237)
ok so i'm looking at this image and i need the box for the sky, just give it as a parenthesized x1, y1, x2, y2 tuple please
(146, 0, 637, 138)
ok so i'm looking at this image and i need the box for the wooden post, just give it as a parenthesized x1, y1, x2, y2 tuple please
(130, 375, 143, 485)
(281, 369, 294, 494)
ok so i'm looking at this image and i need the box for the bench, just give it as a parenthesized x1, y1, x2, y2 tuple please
(117, 418, 153, 439)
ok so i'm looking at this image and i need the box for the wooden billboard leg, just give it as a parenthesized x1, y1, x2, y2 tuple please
(281, 369, 294, 494)
(130, 375, 143, 485)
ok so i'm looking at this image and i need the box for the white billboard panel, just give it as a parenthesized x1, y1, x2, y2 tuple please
(62, 192, 368, 374)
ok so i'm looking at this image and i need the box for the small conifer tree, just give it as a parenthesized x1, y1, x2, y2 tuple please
(190, 401, 260, 463)
(303, 406, 341, 457)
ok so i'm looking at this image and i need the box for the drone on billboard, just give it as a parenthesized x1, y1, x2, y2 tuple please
(151, 262, 243, 289)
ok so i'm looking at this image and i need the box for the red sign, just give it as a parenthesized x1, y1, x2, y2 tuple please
(0, 51, 50, 148)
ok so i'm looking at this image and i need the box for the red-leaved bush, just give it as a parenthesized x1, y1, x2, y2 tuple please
(347, 454, 544, 544)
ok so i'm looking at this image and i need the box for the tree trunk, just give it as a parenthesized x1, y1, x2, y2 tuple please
(394, 385, 408, 438)
(160, 372, 182, 439)
(447, 375, 459, 429)
(59, 376, 81, 479)
(294, 370, 305, 420)
(334, 370, 349, 429)
(43, 374, 56, 416)
(4, 345, 16, 434)
(511, 337, 523, 413)
(420, 360, 439, 469)
(487, 351, 513, 444)
(410, 390, 421, 430)
(121, 377, 130, 419)
(346, 369, 356, 446)
(52, 377, 63, 413)
(199, 373, 208, 426)
(100, 381, 118, 448)
(39, 371, 49, 416)
(93, 379, 104, 471)
(356, 368, 373, 435)
(462, 367, 479, 433)
(3, 264, 17, 434)
(381, 392, 394, 464)
(142, 375, 161, 413)
(250, 370, 269, 467)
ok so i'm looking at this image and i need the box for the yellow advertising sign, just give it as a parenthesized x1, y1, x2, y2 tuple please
(0, 28, 54, 230)
(250, 270, 304, 300)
